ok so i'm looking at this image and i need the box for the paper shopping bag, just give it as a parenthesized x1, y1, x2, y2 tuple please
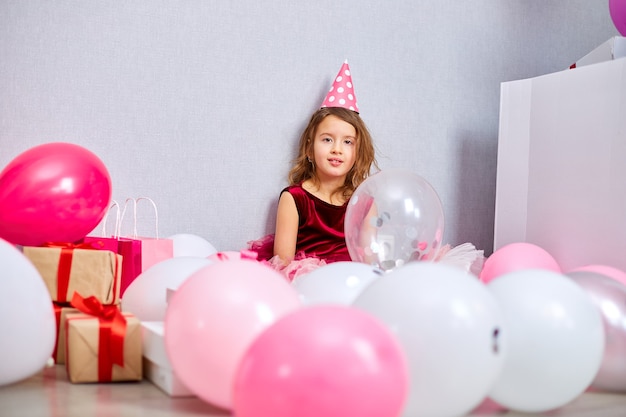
(117, 198, 173, 296)
(494, 54, 626, 271)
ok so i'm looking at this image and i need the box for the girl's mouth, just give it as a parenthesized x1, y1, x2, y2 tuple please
(328, 158, 343, 167)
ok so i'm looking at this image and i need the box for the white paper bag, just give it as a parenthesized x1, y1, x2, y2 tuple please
(494, 56, 626, 272)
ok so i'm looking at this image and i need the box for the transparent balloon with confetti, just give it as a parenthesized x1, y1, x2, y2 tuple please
(345, 169, 445, 271)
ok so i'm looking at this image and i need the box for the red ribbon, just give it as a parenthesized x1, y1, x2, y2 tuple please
(42, 242, 97, 302)
(71, 292, 127, 382)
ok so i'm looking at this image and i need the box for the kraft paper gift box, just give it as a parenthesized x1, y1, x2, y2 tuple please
(52, 304, 79, 365)
(494, 55, 626, 271)
(23, 245, 122, 305)
(141, 321, 194, 397)
(65, 308, 142, 383)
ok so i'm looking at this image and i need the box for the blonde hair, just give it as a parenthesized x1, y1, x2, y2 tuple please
(288, 107, 379, 200)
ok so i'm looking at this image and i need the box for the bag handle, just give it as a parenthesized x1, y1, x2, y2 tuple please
(101, 200, 121, 238)
(119, 197, 160, 239)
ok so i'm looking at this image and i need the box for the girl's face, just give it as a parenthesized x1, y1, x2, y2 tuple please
(310, 115, 357, 182)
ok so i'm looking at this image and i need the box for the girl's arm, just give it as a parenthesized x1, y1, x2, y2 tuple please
(273, 191, 299, 265)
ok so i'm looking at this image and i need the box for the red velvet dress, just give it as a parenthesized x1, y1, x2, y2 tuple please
(248, 183, 351, 280)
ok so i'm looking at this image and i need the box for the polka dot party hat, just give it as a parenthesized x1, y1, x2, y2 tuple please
(321, 60, 359, 113)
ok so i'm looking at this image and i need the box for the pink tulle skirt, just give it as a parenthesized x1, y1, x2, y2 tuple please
(247, 234, 327, 282)
(248, 234, 485, 282)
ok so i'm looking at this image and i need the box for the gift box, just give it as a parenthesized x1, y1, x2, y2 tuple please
(65, 294, 142, 383)
(23, 245, 122, 305)
(494, 55, 626, 271)
(569, 36, 626, 69)
(141, 321, 194, 397)
(165, 287, 176, 304)
(52, 304, 79, 365)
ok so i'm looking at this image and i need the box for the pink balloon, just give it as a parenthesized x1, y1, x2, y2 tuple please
(569, 264, 626, 287)
(480, 242, 561, 284)
(233, 305, 408, 417)
(472, 397, 508, 414)
(610, 0, 626, 36)
(0, 142, 111, 246)
(164, 259, 301, 410)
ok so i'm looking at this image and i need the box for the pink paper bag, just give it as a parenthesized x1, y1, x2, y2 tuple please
(117, 198, 173, 296)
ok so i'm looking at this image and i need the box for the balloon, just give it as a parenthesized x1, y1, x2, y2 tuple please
(207, 250, 256, 262)
(121, 256, 212, 321)
(345, 169, 444, 271)
(567, 271, 626, 392)
(0, 238, 56, 386)
(291, 261, 382, 305)
(569, 264, 626, 287)
(488, 269, 604, 413)
(353, 262, 504, 417)
(480, 242, 561, 283)
(168, 233, 217, 258)
(0, 142, 111, 246)
(164, 259, 301, 409)
(233, 305, 408, 417)
(610, 0, 626, 36)
(472, 397, 508, 414)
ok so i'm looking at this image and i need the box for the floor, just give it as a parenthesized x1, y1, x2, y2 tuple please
(2, 365, 626, 417)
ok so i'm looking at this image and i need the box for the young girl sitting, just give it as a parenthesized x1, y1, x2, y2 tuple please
(249, 61, 378, 280)
(249, 61, 484, 280)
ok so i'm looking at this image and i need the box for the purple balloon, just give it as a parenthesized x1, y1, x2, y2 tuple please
(568, 271, 626, 392)
(610, 0, 626, 36)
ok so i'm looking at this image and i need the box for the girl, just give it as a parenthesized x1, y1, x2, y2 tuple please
(249, 61, 378, 280)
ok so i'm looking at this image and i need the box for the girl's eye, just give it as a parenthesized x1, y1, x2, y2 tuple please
(344, 139, 354, 145)
(322, 137, 332, 143)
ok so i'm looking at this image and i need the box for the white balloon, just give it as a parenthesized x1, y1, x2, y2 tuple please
(122, 256, 212, 321)
(168, 233, 217, 258)
(353, 262, 504, 417)
(291, 261, 382, 305)
(488, 269, 605, 413)
(0, 239, 56, 386)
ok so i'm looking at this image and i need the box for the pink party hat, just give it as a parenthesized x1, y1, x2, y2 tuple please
(321, 60, 359, 113)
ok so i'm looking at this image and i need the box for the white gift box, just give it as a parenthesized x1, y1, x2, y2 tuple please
(569, 36, 626, 69)
(141, 321, 195, 397)
(166, 287, 176, 304)
(494, 54, 626, 272)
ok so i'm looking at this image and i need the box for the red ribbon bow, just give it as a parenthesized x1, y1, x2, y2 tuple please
(42, 241, 98, 250)
(71, 292, 127, 381)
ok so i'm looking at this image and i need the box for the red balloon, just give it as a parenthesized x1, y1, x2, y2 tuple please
(0, 142, 112, 246)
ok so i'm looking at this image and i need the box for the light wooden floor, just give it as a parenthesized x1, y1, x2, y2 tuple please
(2, 365, 626, 417)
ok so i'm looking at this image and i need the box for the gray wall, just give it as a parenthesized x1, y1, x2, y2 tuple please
(0, 1, 618, 255)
